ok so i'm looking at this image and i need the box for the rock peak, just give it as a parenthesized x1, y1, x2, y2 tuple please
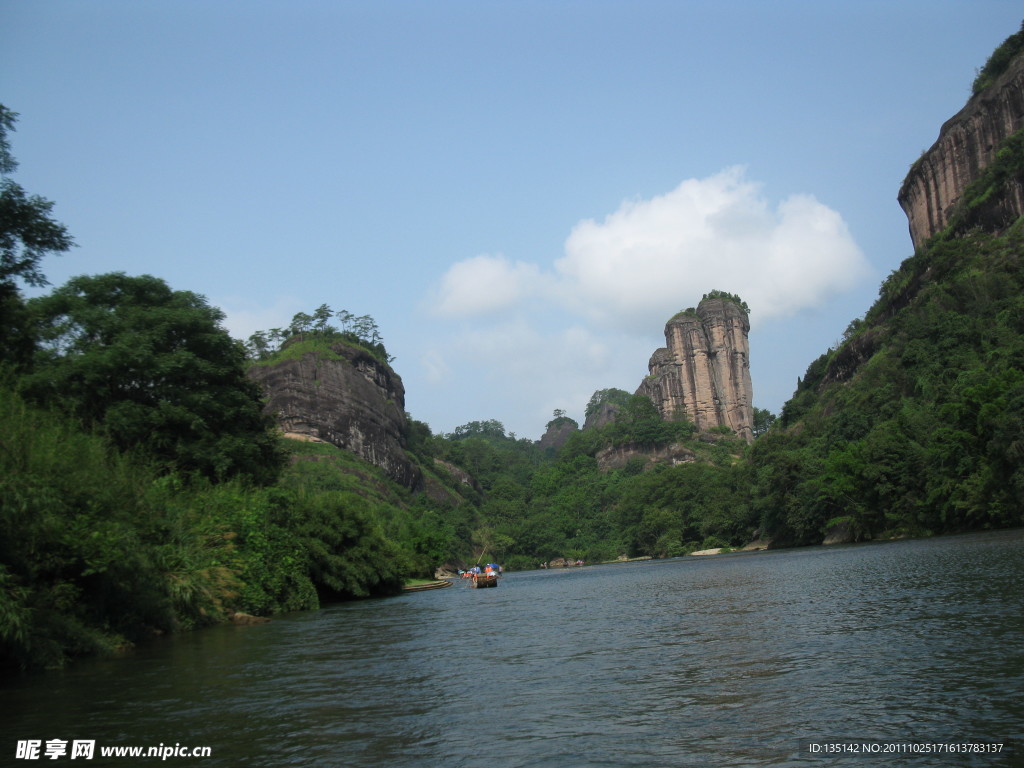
(248, 340, 422, 489)
(898, 50, 1024, 250)
(636, 296, 754, 443)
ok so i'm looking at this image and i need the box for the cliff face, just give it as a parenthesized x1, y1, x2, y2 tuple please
(538, 419, 578, 451)
(595, 442, 696, 472)
(248, 341, 422, 490)
(898, 53, 1024, 250)
(583, 401, 620, 431)
(636, 297, 754, 443)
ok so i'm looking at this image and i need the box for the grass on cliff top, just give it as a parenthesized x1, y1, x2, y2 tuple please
(668, 290, 749, 322)
(248, 336, 345, 367)
(971, 22, 1024, 95)
(248, 333, 391, 368)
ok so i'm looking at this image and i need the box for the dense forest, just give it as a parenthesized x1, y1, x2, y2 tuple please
(3, 30, 1024, 670)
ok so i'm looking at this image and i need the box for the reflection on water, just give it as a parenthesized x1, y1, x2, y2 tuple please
(2, 530, 1022, 767)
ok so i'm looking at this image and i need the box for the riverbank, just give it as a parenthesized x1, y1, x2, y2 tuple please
(690, 539, 771, 556)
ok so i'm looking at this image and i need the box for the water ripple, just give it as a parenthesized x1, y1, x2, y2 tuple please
(2, 530, 1022, 767)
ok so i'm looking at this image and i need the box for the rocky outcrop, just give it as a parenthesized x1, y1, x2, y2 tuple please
(636, 297, 754, 443)
(583, 401, 620, 431)
(248, 340, 422, 490)
(538, 418, 579, 451)
(432, 459, 480, 493)
(898, 52, 1024, 250)
(595, 442, 696, 472)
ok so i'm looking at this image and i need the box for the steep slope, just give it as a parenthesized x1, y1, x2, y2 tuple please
(752, 42, 1024, 546)
(899, 32, 1024, 249)
(248, 338, 423, 490)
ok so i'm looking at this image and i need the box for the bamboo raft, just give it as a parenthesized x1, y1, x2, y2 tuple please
(469, 574, 499, 588)
(401, 580, 453, 592)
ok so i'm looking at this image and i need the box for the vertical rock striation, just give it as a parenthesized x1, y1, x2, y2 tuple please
(248, 340, 422, 490)
(636, 297, 754, 443)
(898, 52, 1024, 250)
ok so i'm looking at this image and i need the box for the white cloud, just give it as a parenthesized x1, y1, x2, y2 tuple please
(428, 167, 869, 332)
(430, 253, 545, 317)
(420, 168, 871, 436)
(420, 348, 453, 384)
(418, 319, 641, 434)
(555, 167, 870, 330)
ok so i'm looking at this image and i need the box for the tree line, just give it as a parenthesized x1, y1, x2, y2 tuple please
(0, 107, 450, 670)
(3, 92, 1022, 670)
(245, 304, 392, 363)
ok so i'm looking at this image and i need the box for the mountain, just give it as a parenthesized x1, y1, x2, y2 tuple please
(636, 294, 754, 443)
(899, 30, 1024, 250)
(751, 33, 1024, 546)
(248, 337, 423, 490)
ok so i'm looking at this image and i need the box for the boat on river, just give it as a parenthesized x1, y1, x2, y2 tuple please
(469, 572, 499, 588)
(463, 563, 501, 588)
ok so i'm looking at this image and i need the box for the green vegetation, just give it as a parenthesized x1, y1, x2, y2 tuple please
(22, 272, 286, 485)
(941, 127, 1024, 241)
(5, 30, 1024, 672)
(972, 20, 1024, 95)
(246, 304, 392, 365)
(0, 105, 74, 368)
(757, 221, 1024, 545)
(0, 388, 441, 669)
(700, 289, 750, 314)
(669, 290, 750, 322)
(1, 258, 473, 669)
(584, 388, 632, 420)
(423, 402, 745, 570)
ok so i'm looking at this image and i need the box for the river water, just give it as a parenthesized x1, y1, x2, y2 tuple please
(3, 530, 1022, 767)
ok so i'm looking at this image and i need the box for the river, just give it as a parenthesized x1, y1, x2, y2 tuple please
(2, 529, 1022, 767)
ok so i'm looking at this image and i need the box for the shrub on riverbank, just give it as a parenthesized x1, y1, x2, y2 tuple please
(0, 387, 222, 668)
(0, 387, 429, 670)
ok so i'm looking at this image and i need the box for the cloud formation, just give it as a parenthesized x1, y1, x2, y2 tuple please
(419, 318, 637, 432)
(431, 167, 869, 330)
(430, 253, 545, 317)
(421, 167, 871, 434)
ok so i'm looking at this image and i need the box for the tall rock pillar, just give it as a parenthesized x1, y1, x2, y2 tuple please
(637, 297, 754, 443)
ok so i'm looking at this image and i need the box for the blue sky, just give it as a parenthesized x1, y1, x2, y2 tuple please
(3, 1, 1021, 439)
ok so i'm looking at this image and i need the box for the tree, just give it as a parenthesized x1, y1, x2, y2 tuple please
(0, 105, 74, 288)
(585, 388, 631, 419)
(24, 273, 285, 484)
(752, 408, 777, 438)
(448, 419, 507, 441)
(289, 311, 313, 339)
(245, 329, 271, 360)
(0, 105, 74, 366)
(245, 306, 393, 364)
(336, 309, 353, 333)
(611, 394, 672, 447)
(312, 303, 334, 334)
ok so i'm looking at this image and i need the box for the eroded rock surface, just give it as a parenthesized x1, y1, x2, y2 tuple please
(898, 53, 1024, 250)
(636, 297, 754, 443)
(249, 341, 422, 490)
